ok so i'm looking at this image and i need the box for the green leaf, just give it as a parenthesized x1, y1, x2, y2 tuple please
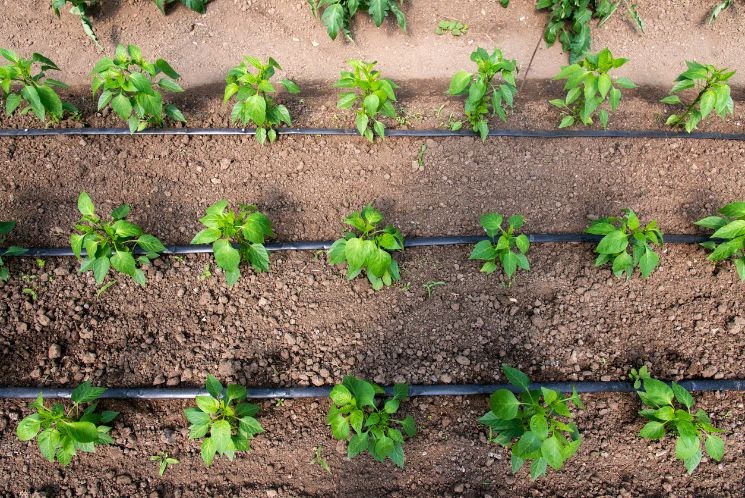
(469, 240, 497, 261)
(596, 230, 628, 254)
(502, 365, 530, 390)
(280, 78, 301, 95)
(16, 414, 42, 441)
(60, 421, 98, 443)
(213, 238, 240, 273)
(329, 384, 352, 406)
(38, 428, 61, 461)
(639, 421, 666, 440)
(348, 432, 369, 458)
(92, 256, 110, 284)
(541, 436, 565, 470)
(489, 389, 519, 420)
(530, 415, 548, 440)
(71, 382, 106, 404)
(704, 435, 724, 462)
(321, 3, 344, 40)
(712, 220, 745, 239)
(21, 85, 45, 121)
(329, 413, 350, 440)
(559, 115, 574, 128)
(530, 457, 547, 480)
(671, 382, 694, 410)
(448, 70, 472, 95)
(400, 415, 416, 437)
(205, 375, 223, 398)
(111, 94, 133, 121)
(77, 192, 95, 218)
(245, 94, 267, 126)
(195, 395, 220, 414)
(374, 435, 394, 458)
(638, 248, 659, 279)
(211, 420, 232, 454)
(201, 437, 217, 466)
(676, 435, 700, 461)
(720, 202, 745, 219)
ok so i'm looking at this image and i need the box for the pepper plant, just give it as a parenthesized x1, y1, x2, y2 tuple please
(0, 49, 78, 123)
(91, 44, 186, 133)
(550, 48, 636, 129)
(479, 365, 583, 481)
(695, 201, 745, 280)
(184, 375, 264, 467)
(191, 200, 273, 286)
(661, 62, 735, 133)
(709, 0, 734, 22)
(224, 56, 300, 144)
(16, 382, 119, 466)
(448, 48, 518, 140)
(51, 1, 101, 48)
(327, 376, 416, 468)
(154, 0, 210, 13)
(500, 1, 643, 62)
(0, 221, 27, 282)
(336, 60, 398, 142)
(469, 213, 530, 284)
(70, 192, 166, 286)
(328, 205, 404, 290)
(436, 20, 469, 36)
(586, 209, 663, 279)
(630, 366, 725, 474)
(308, 0, 406, 41)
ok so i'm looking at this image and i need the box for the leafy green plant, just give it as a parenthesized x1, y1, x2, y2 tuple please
(184, 375, 264, 466)
(151, 452, 180, 476)
(0, 221, 27, 282)
(328, 205, 404, 290)
(0, 49, 78, 123)
(91, 44, 186, 133)
(695, 201, 745, 280)
(191, 200, 273, 286)
(51, 0, 101, 48)
(16, 382, 118, 466)
(630, 366, 725, 474)
(550, 48, 636, 129)
(436, 19, 469, 36)
(479, 365, 583, 481)
(154, 0, 210, 13)
(327, 376, 416, 468)
(586, 208, 663, 279)
(70, 192, 166, 286)
(336, 60, 398, 141)
(448, 48, 518, 140)
(469, 213, 530, 284)
(224, 56, 300, 144)
(661, 62, 735, 133)
(709, 0, 733, 22)
(501, 1, 643, 62)
(308, 0, 406, 41)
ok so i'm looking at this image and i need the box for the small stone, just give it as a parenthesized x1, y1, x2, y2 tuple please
(454, 484, 464, 493)
(48, 344, 62, 359)
(455, 355, 470, 366)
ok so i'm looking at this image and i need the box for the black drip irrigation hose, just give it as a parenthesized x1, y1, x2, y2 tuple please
(11, 233, 710, 259)
(1, 379, 744, 400)
(2, 127, 745, 141)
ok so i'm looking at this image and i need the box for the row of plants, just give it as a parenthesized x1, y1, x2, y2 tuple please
(53, 1, 738, 61)
(2, 195, 745, 289)
(0, 45, 737, 140)
(15, 366, 727, 478)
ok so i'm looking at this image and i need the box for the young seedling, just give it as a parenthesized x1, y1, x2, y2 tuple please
(423, 280, 445, 298)
(91, 44, 186, 133)
(0, 221, 27, 282)
(586, 209, 663, 279)
(695, 201, 745, 280)
(500, 1, 643, 63)
(51, 0, 101, 48)
(0, 49, 78, 123)
(154, 0, 210, 13)
(184, 375, 264, 466)
(16, 382, 119, 465)
(223, 56, 301, 144)
(328, 205, 404, 290)
(550, 48, 636, 129)
(151, 452, 180, 476)
(191, 200, 274, 286)
(661, 62, 735, 133)
(70, 192, 167, 286)
(448, 48, 518, 140)
(436, 19, 469, 36)
(327, 376, 416, 468)
(479, 365, 583, 481)
(336, 60, 398, 142)
(469, 213, 530, 284)
(308, 0, 406, 41)
(709, 0, 733, 22)
(310, 445, 331, 473)
(630, 366, 725, 474)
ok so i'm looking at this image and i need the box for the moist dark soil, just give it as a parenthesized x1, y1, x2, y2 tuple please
(2, 1, 745, 496)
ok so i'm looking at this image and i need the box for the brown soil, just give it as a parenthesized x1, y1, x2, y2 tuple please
(2, 1, 745, 497)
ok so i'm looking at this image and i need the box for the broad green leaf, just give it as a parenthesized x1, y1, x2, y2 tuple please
(448, 70, 473, 95)
(330, 384, 352, 406)
(16, 414, 42, 441)
(211, 420, 232, 454)
(502, 365, 530, 390)
(704, 434, 724, 462)
(348, 432, 369, 458)
(489, 389, 519, 420)
(541, 436, 564, 470)
(639, 421, 666, 440)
